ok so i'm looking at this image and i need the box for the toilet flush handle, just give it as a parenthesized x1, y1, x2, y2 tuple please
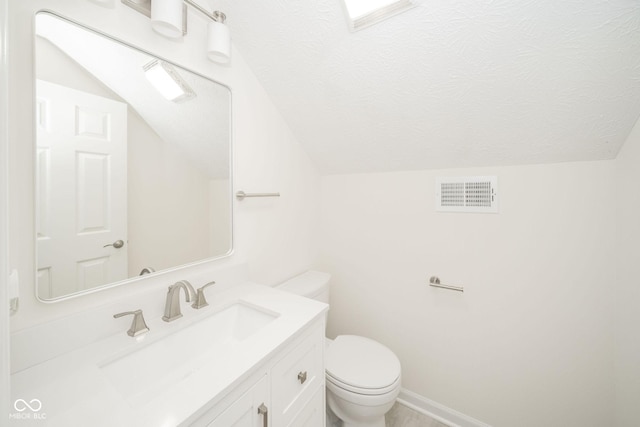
(297, 371, 307, 384)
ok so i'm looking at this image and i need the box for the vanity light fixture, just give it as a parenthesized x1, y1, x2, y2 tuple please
(143, 59, 196, 102)
(150, 0, 184, 39)
(121, 0, 231, 63)
(207, 11, 231, 64)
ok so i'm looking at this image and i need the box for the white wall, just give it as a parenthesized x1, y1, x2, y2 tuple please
(127, 110, 213, 275)
(1, 0, 10, 419)
(209, 179, 232, 256)
(614, 117, 640, 426)
(319, 161, 616, 427)
(7, 1, 320, 331)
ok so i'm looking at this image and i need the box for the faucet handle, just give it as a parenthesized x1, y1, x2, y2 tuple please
(139, 267, 155, 276)
(114, 309, 150, 337)
(192, 281, 216, 309)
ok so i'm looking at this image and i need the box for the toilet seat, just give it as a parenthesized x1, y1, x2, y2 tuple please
(326, 335, 401, 395)
(327, 371, 401, 396)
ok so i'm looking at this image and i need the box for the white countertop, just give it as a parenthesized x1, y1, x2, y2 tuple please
(10, 283, 328, 427)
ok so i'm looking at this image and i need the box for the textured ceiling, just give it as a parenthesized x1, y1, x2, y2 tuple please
(206, 0, 640, 174)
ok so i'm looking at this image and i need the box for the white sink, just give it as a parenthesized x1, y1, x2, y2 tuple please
(100, 301, 279, 405)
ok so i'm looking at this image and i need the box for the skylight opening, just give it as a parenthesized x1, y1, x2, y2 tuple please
(341, 0, 415, 31)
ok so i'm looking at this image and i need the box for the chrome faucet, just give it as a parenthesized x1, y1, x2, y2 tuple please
(162, 280, 196, 322)
(113, 309, 150, 337)
(192, 281, 216, 309)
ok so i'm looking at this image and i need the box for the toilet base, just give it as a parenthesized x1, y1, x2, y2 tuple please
(327, 389, 394, 427)
(342, 419, 385, 427)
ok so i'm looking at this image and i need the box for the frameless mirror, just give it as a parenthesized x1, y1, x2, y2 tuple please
(34, 12, 232, 301)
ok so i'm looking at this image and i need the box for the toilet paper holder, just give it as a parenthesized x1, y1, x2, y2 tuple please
(429, 276, 464, 292)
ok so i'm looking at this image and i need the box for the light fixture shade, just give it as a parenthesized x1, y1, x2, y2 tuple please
(151, 0, 183, 39)
(207, 20, 231, 63)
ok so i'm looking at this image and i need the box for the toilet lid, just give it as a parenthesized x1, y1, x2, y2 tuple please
(326, 335, 401, 390)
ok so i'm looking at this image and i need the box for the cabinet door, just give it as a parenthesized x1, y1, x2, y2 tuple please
(207, 375, 269, 427)
(271, 323, 324, 427)
(288, 386, 324, 427)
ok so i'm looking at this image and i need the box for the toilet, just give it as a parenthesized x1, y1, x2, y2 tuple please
(277, 271, 401, 427)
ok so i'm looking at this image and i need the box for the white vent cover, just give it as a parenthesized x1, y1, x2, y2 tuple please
(435, 176, 498, 213)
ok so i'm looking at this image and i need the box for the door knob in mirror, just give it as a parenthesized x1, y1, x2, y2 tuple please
(104, 240, 125, 249)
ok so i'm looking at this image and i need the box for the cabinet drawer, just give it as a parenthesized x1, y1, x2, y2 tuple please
(271, 324, 324, 427)
(287, 386, 324, 427)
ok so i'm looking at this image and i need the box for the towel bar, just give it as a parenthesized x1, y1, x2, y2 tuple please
(236, 190, 280, 201)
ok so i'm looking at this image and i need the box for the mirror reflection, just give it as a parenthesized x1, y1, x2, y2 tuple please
(34, 13, 232, 301)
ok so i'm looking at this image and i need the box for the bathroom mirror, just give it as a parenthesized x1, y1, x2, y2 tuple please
(34, 12, 232, 301)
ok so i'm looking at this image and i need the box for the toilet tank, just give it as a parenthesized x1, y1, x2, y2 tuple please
(277, 270, 331, 304)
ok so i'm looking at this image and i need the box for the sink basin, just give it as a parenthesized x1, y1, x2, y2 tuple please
(100, 301, 279, 405)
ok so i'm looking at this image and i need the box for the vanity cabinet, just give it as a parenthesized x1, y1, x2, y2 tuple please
(288, 387, 325, 427)
(271, 324, 324, 426)
(10, 280, 328, 427)
(207, 375, 268, 427)
(191, 320, 325, 427)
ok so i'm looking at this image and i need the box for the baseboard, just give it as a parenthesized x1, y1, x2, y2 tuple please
(396, 388, 492, 427)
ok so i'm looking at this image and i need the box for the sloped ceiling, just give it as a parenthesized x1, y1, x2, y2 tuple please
(209, 0, 640, 174)
(36, 13, 230, 179)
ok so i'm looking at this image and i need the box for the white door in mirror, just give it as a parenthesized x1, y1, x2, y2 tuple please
(36, 80, 128, 299)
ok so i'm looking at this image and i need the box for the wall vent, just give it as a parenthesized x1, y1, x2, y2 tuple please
(435, 176, 498, 213)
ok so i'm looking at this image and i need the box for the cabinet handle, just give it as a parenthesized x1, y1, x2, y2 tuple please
(257, 403, 268, 427)
(297, 371, 308, 384)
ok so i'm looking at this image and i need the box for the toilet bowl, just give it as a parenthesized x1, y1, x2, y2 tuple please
(277, 271, 401, 427)
(325, 334, 401, 427)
